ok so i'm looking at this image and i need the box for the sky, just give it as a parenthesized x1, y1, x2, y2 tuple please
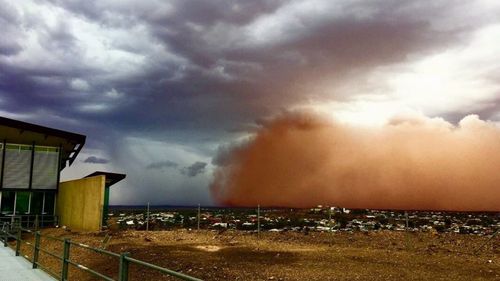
(1, 1, 500, 207)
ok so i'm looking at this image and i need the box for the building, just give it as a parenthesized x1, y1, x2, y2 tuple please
(0, 116, 124, 231)
(55, 171, 125, 231)
(85, 171, 126, 226)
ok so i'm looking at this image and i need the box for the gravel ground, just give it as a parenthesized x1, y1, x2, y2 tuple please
(11, 228, 499, 281)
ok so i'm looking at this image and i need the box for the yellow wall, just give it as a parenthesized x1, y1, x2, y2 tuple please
(56, 176, 105, 231)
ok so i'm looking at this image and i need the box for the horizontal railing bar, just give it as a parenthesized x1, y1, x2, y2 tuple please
(69, 241, 121, 258)
(38, 247, 63, 261)
(35, 262, 61, 279)
(125, 256, 203, 281)
(0, 214, 55, 217)
(66, 259, 115, 281)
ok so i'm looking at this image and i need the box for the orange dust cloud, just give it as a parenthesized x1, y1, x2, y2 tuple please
(211, 111, 500, 211)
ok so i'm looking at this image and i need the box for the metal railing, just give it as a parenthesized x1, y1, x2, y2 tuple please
(0, 222, 202, 281)
(0, 214, 58, 229)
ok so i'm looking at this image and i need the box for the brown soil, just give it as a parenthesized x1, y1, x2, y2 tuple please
(12, 229, 499, 281)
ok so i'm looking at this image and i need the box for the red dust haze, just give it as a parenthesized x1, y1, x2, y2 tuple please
(211, 112, 500, 211)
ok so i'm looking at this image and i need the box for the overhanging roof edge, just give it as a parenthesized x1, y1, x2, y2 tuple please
(84, 171, 126, 187)
(0, 116, 86, 168)
(0, 116, 86, 142)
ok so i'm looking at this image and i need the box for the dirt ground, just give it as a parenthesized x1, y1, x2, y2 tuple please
(13, 228, 499, 281)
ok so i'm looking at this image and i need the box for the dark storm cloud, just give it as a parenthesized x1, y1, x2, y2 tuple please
(1, 1, 499, 205)
(0, 42, 22, 56)
(146, 160, 178, 170)
(181, 162, 208, 177)
(0, 3, 24, 56)
(0, 0, 480, 135)
(83, 156, 110, 164)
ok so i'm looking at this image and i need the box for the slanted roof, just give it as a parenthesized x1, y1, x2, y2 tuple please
(85, 171, 126, 187)
(0, 116, 86, 169)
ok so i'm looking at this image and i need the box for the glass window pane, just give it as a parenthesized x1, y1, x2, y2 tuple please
(43, 192, 55, 215)
(32, 146, 59, 189)
(1, 191, 15, 215)
(15, 192, 30, 215)
(31, 192, 44, 214)
(3, 144, 31, 189)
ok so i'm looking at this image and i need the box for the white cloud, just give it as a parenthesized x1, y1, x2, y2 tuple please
(244, 0, 348, 47)
(307, 23, 500, 126)
(3, 1, 185, 83)
(105, 88, 122, 99)
(70, 78, 90, 91)
(386, 24, 500, 116)
(78, 103, 110, 112)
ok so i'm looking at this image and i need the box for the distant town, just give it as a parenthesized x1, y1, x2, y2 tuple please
(109, 206, 499, 236)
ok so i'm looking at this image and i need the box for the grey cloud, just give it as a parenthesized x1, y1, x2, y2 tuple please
(0, 1, 20, 23)
(211, 146, 232, 167)
(0, 41, 22, 56)
(83, 156, 110, 164)
(211, 140, 252, 167)
(181, 162, 207, 177)
(0, 1, 483, 135)
(146, 160, 178, 170)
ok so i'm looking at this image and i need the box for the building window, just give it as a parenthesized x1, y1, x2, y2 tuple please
(0, 191, 15, 215)
(43, 192, 55, 215)
(15, 191, 30, 215)
(3, 144, 31, 189)
(32, 146, 59, 189)
(31, 192, 44, 214)
(0, 191, 56, 216)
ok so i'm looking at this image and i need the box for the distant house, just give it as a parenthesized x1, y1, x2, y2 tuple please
(212, 222, 228, 228)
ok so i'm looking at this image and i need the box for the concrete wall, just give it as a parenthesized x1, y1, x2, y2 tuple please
(56, 176, 105, 231)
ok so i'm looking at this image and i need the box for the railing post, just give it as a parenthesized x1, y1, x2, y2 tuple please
(32, 231, 41, 268)
(197, 204, 201, 230)
(15, 228, 21, 256)
(257, 204, 260, 239)
(119, 252, 130, 281)
(1, 223, 6, 247)
(1, 226, 5, 247)
(61, 239, 71, 281)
